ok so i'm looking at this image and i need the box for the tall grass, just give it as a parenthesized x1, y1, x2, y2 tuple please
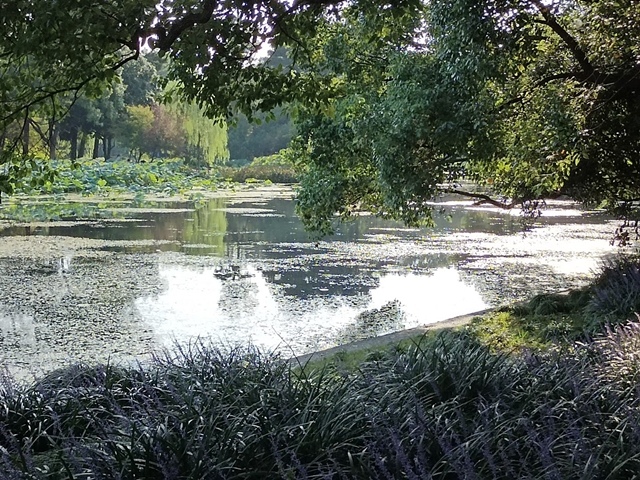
(217, 164, 298, 184)
(586, 255, 640, 324)
(2, 325, 640, 479)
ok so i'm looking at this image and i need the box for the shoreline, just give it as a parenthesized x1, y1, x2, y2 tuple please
(292, 307, 495, 365)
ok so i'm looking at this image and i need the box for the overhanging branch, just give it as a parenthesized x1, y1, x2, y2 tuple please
(150, 0, 217, 51)
(528, 0, 596, 76)
(442, 188, 515, 209)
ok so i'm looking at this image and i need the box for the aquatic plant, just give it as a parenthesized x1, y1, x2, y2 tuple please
(13, 158, 222, 197)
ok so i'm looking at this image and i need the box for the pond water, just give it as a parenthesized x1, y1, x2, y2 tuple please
(0, 186, 619, 379)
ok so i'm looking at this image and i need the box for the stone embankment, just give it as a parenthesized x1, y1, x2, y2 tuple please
(292, 307, 494, 365)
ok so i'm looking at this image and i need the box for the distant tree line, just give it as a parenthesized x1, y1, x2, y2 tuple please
(2, 53, 229, 171)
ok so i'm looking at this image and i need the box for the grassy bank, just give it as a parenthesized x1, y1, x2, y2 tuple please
(2, 256, 640, 478)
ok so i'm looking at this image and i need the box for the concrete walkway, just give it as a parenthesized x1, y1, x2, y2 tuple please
(291, 308, 494, 365)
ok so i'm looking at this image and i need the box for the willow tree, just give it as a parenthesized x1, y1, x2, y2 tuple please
(170, 100, 229, 168)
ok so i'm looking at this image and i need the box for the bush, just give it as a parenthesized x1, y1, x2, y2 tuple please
(217, 164, 298, 184)
(3, 327, 640, 478)
(586, 254, 640, 324)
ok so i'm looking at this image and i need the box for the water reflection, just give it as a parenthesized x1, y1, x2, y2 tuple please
(0, 189, 619, 371)
(1, 194, 538, 255)
(135, 265, 487, 352)
(0, 311, 36, 347)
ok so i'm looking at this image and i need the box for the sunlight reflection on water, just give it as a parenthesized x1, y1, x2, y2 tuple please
(0, 189, 621, 377)
(135, 265, 488, 354)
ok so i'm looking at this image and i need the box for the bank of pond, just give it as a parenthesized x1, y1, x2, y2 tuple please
(1, 255, 640, 478)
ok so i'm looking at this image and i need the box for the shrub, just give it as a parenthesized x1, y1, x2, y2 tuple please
(586, 254, 640, 324)
(217, 164, 298, 184)
(3, 327, 640, 478)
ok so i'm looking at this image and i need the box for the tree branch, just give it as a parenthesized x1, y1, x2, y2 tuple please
(1, 51, 139, 125)
(150, 0, 218, 51)
(528, 0, 595, 76)
(442, 188, 515, 209)
(496, 71, 581, 111)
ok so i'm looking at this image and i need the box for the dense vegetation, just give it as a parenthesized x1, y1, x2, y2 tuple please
(2, 0, 639, 235)
(1, 257, 640, 478)
(7, 158, 219, 197)
(291, 0, 640, 233)
(2, 1, 640, 477)
(218, 151, 298, 184)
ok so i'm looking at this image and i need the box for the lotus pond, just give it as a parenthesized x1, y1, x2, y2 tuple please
(0, 186, 618, 380)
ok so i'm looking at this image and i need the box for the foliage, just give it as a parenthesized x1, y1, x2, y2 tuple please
(9, 158, 221, 197)
(166, 98, 229, 168)
(121, 105, 156, 160)
(217, 165, 298, 185)
(251, 151, 292, 167)
(0, 152, 56, 200)
(586, 255, 640, 324)
(217, 150, 298, 184)
(0, 200, 124, 224)
(227, 110, 294, 164)
(3, 322, 640, 478)
(289, 0, 640, 234)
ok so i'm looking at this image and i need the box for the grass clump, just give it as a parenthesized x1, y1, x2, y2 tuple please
(3, 328, 640, 478)
(470, 254, 640, 352)
(586, 254, 640, 323)
(0, 343, 366, 479)
(469, 289, 592, 352)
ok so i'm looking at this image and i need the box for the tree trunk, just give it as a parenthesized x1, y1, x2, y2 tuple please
(105, 137, 113, 160)
(78, 132, 87, 158)
(92, 136, 101, 159)
(69, 129, 78, 160)
(22, 118, 30, 156)
(48, 121, 58, 160)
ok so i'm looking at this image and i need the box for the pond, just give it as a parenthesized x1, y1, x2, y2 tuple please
(0, 186, 618, 379)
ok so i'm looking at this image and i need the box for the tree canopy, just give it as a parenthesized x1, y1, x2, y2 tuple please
(292, 0, 640, 233)
(1, 0, 639, 233)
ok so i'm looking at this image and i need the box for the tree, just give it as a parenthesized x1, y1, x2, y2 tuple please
(2, 0, 640, 233)
(291, 0, 640, 233)
(59, 96, 102, 160)
(121, 104, 155, 161)
(227, 110, 294, 164)
(121, 55, 159, 107)
(167, 98, 229, 168)
(227, 48, 295, 164)
(90, 83, 127, 159)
